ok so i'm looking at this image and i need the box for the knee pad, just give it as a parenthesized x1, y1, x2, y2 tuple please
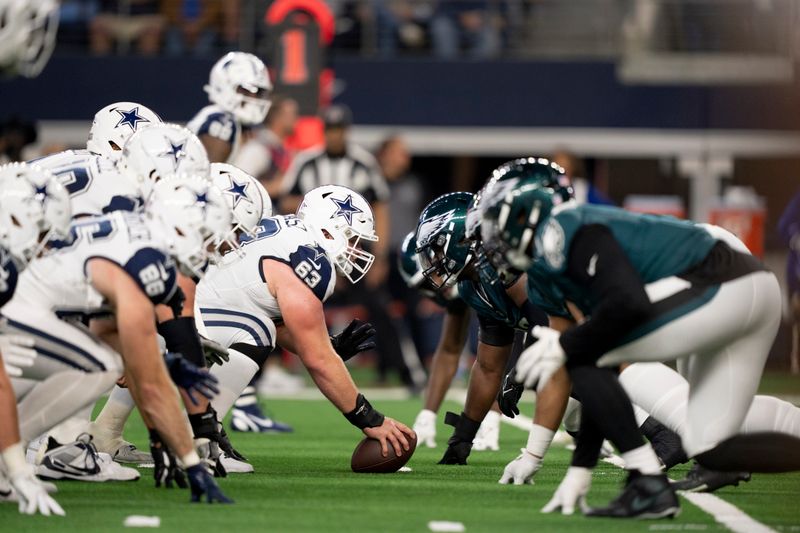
(562, 397, 582, 433)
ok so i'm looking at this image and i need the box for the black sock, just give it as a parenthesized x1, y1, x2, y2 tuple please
(569, 365, 644, 454)
(640, 416, 688, 470)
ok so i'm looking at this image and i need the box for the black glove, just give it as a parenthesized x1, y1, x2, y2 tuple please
(497, 371, 524, 418)
(438, 411, 481, 465)
(186, 464, 234, 504)
(149, 430, 187, 489)
(330, 319, 376, 362)
(200, 335, 229, 367)
(164, 352, 219, 405)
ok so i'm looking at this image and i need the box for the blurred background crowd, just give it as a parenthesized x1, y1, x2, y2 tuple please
(2, 0, 799, 393)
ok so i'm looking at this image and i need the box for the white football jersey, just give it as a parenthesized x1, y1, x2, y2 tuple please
(31, 150, 144, 218)
(9, 211, 179, 317)
(186, 104, 242, 163)
(197, 215, 336, 325)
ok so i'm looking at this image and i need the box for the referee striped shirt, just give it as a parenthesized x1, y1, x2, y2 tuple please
(281, 143, 390, 203)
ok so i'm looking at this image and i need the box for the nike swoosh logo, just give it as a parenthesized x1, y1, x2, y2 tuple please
(502, 388, 515, 395)
(631, 494, 656, 513)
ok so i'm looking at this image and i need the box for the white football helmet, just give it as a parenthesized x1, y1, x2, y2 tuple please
(0, 162, 71, 266)
(87, 102, 162, 159)
(205, 52, 272, 126)
(296, 185, 378, 284)
(252, 177, 273, 219)
(146, 175, 233, 278)
(120, 123, 210, 187)
(0, 0, 58, 78)
(210, 163, 264, 240)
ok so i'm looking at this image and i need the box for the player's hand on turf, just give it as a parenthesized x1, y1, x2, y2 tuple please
(149, 432, 187, 489)
(0, 333, 37, 377)
(200, 335, 229, 366)
(330, 319, 376, 362)
(413, 409, 437, 448)
(542, 466, 591, 515)
(186, 464, 233, 504)
(164, 352, 219, 405)
(363, 417, 414, 458)
(515, 326, 566, 392)
(499, 449, 542, 485)
(11, 465, 65, 516)
(497, 372, 524, 418)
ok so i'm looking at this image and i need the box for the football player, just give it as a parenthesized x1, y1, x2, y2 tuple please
(0, 163, 65, 516)
(480, 175, 800, 518)
(30, 101, 162, 218)
(413, 191, 571, 467)
(399, 231, 509, 451)
(4, 174, 232, 502)
(187, 51, 272, 164)
(195, 185, 414, 459)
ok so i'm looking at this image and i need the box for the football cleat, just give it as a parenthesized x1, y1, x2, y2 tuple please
(36, 434, 140, 482)
(110, 442, 154, 468)
(671, 462, 751, 493)
(230, 404, 293, 433)
(472, 411, 500, 452)
(585, 470, 680, 519)
(219, 452, 254, 474)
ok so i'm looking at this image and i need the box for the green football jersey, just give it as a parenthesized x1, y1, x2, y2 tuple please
(534, 203, 716, 313)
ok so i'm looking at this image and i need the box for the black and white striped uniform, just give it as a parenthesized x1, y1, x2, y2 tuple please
(281, 144, 389, 203)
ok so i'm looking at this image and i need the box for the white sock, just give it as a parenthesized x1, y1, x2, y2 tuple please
(91, 386, 136, 449)
(562, 397, 582, 433)
(632, 403, 650, 427)
(621, 444, 662, 475)
(526, 424, 555, 459)
(210, 349, 259, 418)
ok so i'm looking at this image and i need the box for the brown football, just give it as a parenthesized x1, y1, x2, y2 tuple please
(350, 432, 417, 473)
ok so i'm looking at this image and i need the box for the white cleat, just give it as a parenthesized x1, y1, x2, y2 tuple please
(257, 365, 304, 395)
(472, 411, 500, 452)
(109, 442, 154, 468)
(36, 434, 140, 482)
(219, 452, 254, 474)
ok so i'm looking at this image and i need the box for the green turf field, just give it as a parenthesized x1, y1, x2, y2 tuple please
(2, 394, 799, 532)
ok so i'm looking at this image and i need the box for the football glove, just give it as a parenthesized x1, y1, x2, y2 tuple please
(195, 437, 226, 478)
(164, 352, 219, 405)
(149, 430, 187, 489)
(413, 409, 437, 448)
(10, 465, 65, 516)
(200, 335, 229, 367)
(330, 319, 376, 362)
(498, 449, 542, 485)
(188, 406, 228, 477)
(186, 464, 233, 504)
(497, 371, 524, 418)
(0, 333, 37, 378)
(542, 466, 592, 515)
(515, 326, 566, 391)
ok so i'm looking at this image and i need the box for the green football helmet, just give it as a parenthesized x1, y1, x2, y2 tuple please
(480, 178, 567, 272)
(465, 157, 572, 240)
(415, 192, 476, 289)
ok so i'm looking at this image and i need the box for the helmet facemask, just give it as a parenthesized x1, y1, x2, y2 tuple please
(417, 231, 475, 290)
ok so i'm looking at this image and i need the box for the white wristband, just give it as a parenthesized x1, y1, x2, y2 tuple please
(525, 424, 555, 459)
(1, 442, 30, 478)
(181, 450, 201, 469)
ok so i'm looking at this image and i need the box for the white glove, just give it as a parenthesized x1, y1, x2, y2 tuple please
(0, 333, 37, 378)
(498, 449, 542, 485)
(515, 326, 566, 391)
(413, 409, 437, 448)
(542, 466, 591, 515)
(10, 466, 65, 516)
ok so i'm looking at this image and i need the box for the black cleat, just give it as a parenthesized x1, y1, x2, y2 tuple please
(671, 462, 751, 493)
(586, 470, 680, 519)
(640, 417, 688, 471)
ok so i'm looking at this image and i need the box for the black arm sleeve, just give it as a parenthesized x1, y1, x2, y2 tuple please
(157, 317, 206, 368)
(559, 224, 654, 367)
(520, 299, 549, 329)
(477, 315, 514, 347)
